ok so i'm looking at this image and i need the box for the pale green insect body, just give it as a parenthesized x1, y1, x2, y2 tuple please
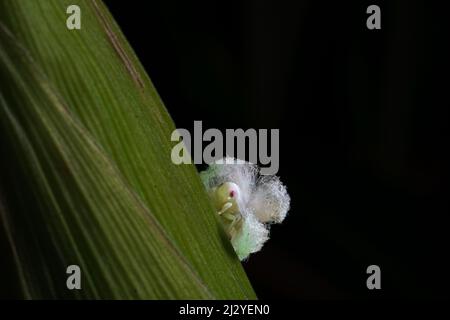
(210, 182, 244, 241)
(201, 157, 291, 260)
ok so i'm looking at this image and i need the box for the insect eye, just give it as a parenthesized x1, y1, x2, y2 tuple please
(229, 190, 235, 198)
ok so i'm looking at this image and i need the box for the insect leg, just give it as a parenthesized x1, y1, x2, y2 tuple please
(217, 201, 232, 215)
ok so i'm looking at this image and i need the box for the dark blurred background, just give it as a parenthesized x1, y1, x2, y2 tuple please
(105, 0, 450, 298)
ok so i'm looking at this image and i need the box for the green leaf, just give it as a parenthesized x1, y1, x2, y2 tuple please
(0, 0, 256, 299)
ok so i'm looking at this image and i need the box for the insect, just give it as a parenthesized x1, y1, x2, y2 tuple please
(200, 157, 290, 260)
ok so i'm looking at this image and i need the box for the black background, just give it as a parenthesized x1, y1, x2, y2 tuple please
(105, 0, 450, 299)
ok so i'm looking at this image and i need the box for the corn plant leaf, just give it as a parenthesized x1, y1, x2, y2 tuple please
(0, 0, 256, 299)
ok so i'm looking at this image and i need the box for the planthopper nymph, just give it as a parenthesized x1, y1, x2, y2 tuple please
(200, 157, 291, 260)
